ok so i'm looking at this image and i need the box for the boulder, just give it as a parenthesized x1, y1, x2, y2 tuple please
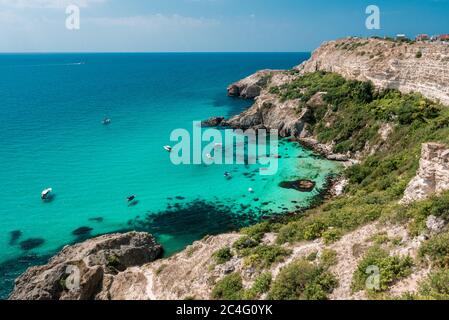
(279, 180, 316, 192)
(9, 232, 162, 300)
(201, 116, 225, 127)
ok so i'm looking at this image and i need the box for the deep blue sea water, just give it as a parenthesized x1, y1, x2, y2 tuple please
(0, 52, 341, 298)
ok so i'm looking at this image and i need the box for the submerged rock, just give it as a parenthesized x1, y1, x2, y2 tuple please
(9, 232, 162, 300)
(9, 230, 22, 246)
(72, 227, 93, 236)
(279, 180, 316, 192)
(19, 238, 45, 251)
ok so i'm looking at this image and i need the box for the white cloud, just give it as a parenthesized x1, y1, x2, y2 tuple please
(0, 0, 106, 8)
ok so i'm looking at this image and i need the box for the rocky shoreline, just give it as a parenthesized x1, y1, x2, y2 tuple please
(10, 37, 449, 300)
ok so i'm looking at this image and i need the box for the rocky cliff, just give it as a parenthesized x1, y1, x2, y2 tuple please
(9, 232, 162, 300)
(297, 37, 449, 106)
(402, 143, 449, 204)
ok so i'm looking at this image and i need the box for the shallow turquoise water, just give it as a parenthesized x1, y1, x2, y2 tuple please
(0, 53, 341, 298)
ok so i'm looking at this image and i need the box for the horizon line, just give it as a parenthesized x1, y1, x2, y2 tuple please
(0, 51, 311, 54)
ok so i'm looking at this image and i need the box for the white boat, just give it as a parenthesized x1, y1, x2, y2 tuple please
(248, 188, 254, 193)
(41, 188, 53, 200)
(102, 118, 111, 125)
(164, 145, 173, 152)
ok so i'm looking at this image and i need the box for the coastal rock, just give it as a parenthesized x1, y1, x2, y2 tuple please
(279, 180, 316, 192)
(401, 143, 449, 204)
(225, 94, 313, 137)
(298, 137, 350, 161)
(296, 37, 449, 106)
(202, 116, 225, 127)
(9, 232, 162, 300)
(227, 69, 276, 99)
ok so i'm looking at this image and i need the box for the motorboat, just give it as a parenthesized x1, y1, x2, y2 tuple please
(164, 145, 173, 152)
(41, 188, 53, 200)
(127, 195, 136, 202)
(102, 118, 111, 125)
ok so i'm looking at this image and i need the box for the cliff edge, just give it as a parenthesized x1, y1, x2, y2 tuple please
(297, 37, 449, 105)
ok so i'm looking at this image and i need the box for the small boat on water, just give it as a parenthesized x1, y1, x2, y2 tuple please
(102, 118, 111, 125)
(127, 195, 136, 202)
(164, 145, 173, 152)
(41, 188, 53, 200)
(248, 188, 254, 193)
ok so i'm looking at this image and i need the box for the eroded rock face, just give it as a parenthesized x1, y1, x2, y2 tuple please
(401, 143, 449, 204)
(227, 69, 277, 99)
(297, 37, 449, 106)
(9, 232, 162, 300)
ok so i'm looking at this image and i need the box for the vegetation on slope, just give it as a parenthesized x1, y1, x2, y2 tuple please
(224, 71, 449, 299)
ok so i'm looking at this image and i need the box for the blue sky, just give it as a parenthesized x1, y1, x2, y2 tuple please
(0, 0, 448, 52)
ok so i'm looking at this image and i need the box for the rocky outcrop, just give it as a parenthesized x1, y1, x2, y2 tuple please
(227, 69, 277, 99)
(401, 143, 449, 204)
(279, 180, 316, 192)
(9, 232, 162, 300)
(297, 37, 449, 106)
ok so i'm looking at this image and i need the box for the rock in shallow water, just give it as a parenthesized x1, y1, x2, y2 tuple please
(279, 180, 316, 192)
(9, 232, 162, 300)
(9, 230, 22, 246)
(72, 226, 93, 236)
(19, 238, 45, 251)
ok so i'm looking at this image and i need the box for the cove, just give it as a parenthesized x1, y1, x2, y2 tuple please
(0, 52, 342, 299)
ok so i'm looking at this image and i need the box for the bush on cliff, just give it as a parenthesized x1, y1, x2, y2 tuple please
(419, 232, 449, 268)
(351, 246, 413, 293)
(211, 273, 243, 300)
(418, 269, 449, 299)
(213, 247, 233, 265)
(268, 259, 338, 300)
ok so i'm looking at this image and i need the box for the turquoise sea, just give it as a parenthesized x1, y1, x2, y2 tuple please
(0, 53, 341, 298)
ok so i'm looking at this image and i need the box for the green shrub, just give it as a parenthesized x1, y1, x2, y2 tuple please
(233, 236, 259, 252)
(322, 228, 343, 244)
(415, 51, 422, 59)
(243, 245, 291, 269)
(419, 232, 449, 268)
(418, 269, 449, 300)
(213, 247, 233, 265)
(320, 249, 338, 269)
(211, 273, 243, 300)
(241, 222, 271, 241)
(268, 259, 338, 300)
(352, 246, 413, 292)
(243, 272, 273, 299)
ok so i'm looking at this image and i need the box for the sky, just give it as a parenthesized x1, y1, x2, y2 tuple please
(0, 0, 448, 52)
